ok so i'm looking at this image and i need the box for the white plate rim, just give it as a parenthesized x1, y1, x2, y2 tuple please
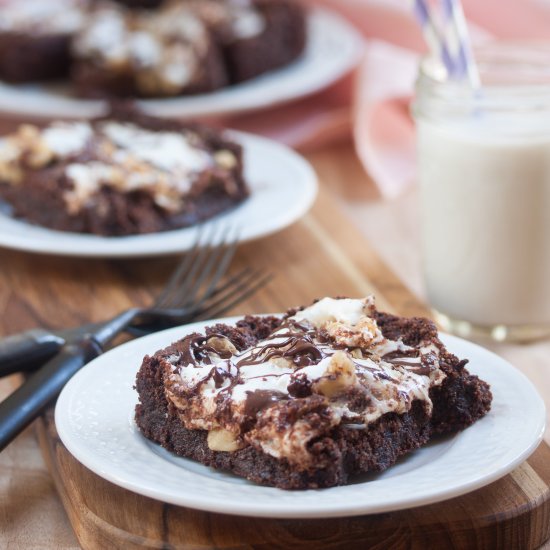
(55, 317, 547, 519)
(0, 9, 364, 120)
(0, 131, 318, 257)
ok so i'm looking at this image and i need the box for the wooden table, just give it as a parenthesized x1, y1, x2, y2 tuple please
(1, 140, 549, 548)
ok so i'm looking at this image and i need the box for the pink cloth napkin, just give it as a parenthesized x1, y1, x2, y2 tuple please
(225, 0, 550, 198)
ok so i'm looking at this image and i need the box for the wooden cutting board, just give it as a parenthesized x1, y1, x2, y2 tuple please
(26, 187, 550, 549)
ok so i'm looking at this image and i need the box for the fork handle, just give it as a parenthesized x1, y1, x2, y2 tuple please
(0, 339, 102, 451)
(0, 330, 64, 378)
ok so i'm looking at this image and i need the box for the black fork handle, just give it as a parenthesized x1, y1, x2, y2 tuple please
(0, 339, 102, 451)
(0, 330, 64, 378)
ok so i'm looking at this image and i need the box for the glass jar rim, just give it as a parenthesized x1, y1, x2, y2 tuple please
(415, 40, 550, 116)
(425, 41, 550, 84)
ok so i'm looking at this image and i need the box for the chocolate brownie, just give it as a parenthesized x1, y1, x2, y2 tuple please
(184, 0, 307, 85)
(134, 297, 492, 489)
(71, 0, 306, 98)
(71, 2, 229, 98)
(0, 108, 248, 236)
(0, 0, 88, 83)
(0, 0, 306, 97)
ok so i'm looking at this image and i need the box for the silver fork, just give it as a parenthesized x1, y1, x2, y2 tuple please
(0, 226, 271, 450)
(95, 226, 271, 340)
(0, 226, 269, 376)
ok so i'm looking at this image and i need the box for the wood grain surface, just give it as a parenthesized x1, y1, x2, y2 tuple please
(0, 186, 547, 549)
(1, 143, 549, 548)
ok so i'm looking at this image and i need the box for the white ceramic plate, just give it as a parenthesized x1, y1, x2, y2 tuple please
(0, 10, 363, 120)
(0, 131, 317, 257)
(55, 318, 546, 519)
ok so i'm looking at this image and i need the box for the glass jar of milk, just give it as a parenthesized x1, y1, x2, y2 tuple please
(413, 43, 550, 342)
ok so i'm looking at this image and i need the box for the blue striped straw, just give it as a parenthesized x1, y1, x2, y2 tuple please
(439, 0, 481, 87)
(412, 0, 456, 77)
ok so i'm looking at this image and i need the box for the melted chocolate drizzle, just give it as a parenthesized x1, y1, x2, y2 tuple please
(287, 373, 312, 397)
(244, 389, 287, 417)
(235, 320, 327, 368)
(381, 348, 435, 377)
(180, 333, 234, 367)
(173, 317, 440, 424)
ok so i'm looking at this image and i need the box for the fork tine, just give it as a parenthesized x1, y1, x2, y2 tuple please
(146, 221, 270, 329)
(131, 268, 265, 333)
(184, 228, 240, 308)
(193, 269, 268, 319)
(179, 227, 238, 309)
(154, 226, 207, 308)
(161, 223, 223, 308)
(195, 272, 273, 321)
(188, 266, 254, 312)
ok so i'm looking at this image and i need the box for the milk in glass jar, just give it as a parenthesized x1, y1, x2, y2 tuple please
(413, 43, 550, 342)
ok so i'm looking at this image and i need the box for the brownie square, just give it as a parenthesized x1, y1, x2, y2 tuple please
(134, 297, 492, 489)
(0, 0, 87, 83)
(71, 2, 229, 98)
(0, 107, 249, 236)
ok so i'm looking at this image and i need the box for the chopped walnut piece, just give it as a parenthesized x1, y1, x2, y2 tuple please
(214, 150, 237, 170)
(207, 428, 243, 452)
(326, 316, 384, 348)
(206, 336, 237, 357)
(313, 351, 357, 398)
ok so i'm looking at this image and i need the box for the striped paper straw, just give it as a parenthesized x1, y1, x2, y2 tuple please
(440, 0, 481, 87)
(412, 0, 456, 78)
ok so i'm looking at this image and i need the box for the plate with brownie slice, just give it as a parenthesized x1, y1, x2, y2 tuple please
(0, 3, 363, 119)
(55, 297, 546, 518)
(0, 109, 317, 257)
